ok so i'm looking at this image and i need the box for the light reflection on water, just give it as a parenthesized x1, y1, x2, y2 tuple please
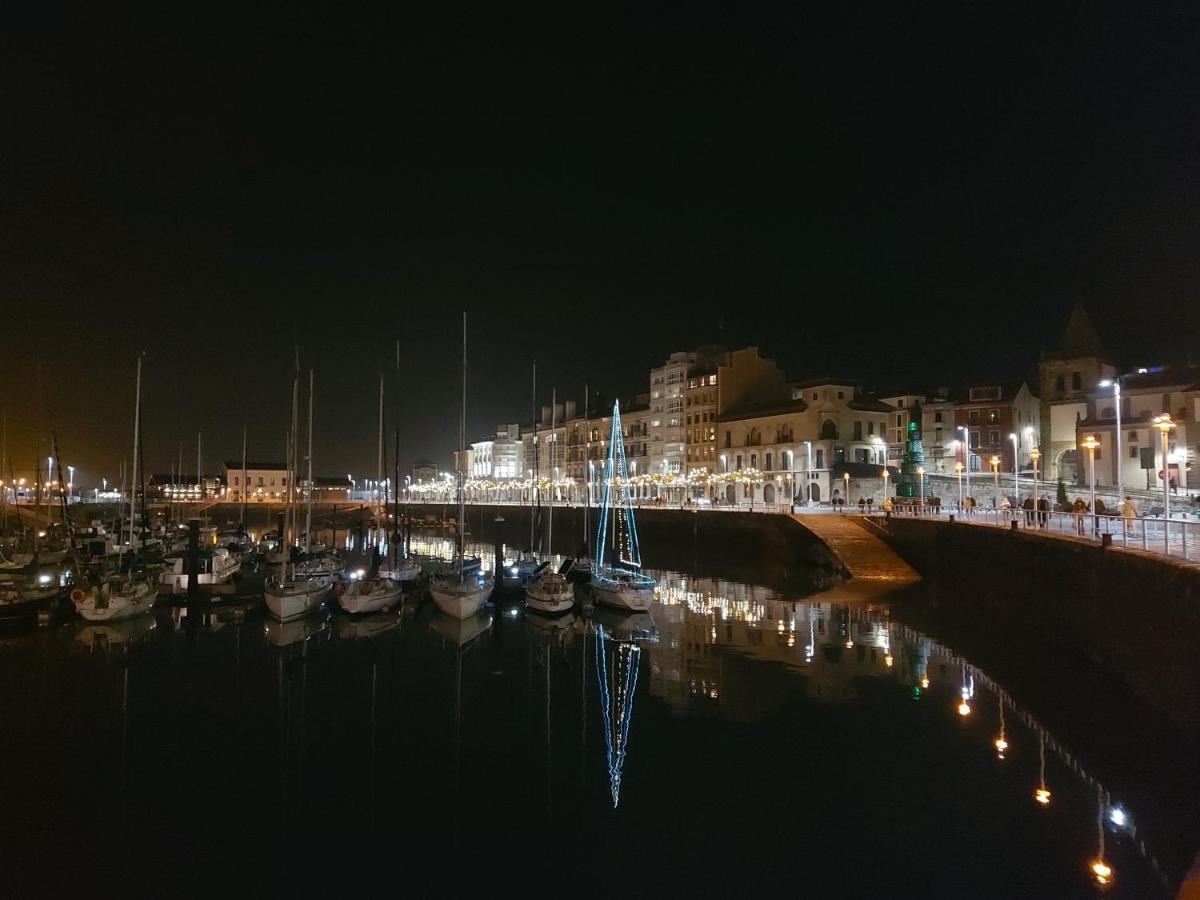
(0, 561, 1184, 897)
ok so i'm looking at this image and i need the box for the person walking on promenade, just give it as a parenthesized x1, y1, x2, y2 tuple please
(1023, 496, 1034, 527)
(1071, 497, 1087, 535)
(1119, 495, 1138, 537)
(1036, 493, 1049, 528)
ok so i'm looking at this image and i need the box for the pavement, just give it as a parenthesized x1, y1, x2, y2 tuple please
(789, 512, 920, 589)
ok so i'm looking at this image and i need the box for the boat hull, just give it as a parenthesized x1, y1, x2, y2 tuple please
(525, 576, 575, 616)
(430, 582, 492, 620)
(337, 580, 404, 615)
(76, 584, 156, 622)
(591, 580, 654, 612)
(265, 579, 333, 622)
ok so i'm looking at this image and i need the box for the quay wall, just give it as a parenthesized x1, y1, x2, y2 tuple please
(868, 515, 1200, 736)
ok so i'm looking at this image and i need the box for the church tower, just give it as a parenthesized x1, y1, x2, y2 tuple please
(1039, 303, 1115, 482)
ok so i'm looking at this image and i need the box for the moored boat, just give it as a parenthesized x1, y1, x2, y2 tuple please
(73, 576, 156, 622)
(265, 574, 333, 622)
(336, 576, 404, 615)
(525, 563, 575, 616)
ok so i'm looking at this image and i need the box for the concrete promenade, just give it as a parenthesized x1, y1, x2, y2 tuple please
(789, 512, 919, 585)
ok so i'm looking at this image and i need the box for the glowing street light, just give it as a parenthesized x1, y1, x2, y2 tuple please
(990, 455, 1000, 509)
(917, 466, 925, 510)
(1009, 432, 1019, 503)
(954, 459, 964, 510)
(957, 425, 970, 505)
(842, 471, 849, 510)
(1081, 434, 1100, 531)
(1030, 446, 1041, 524)
(1034, 732, 1051, 806)
(1147, 415, 1176, 549)
(1099, 377, 1123, 501)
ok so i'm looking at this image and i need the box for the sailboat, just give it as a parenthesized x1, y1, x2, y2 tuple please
(336, 572, 404, 615)
(526, 390, 575, 615)
(590, 400, 656, 611)
(430, 313, 494, 620)
(266, 367, 333, 622)
(73, 576, 156, 622)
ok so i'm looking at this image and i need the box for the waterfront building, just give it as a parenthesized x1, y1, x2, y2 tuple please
(715, 379, 891, 504)
(223, 461, 289, 502)
(1077, 364, 1196, 493)
(953, 382, 1040, 474)
(1038, 303, 1115, 482)
(919, 397, 957, 473)
(685, 346, 790, 478)
(649, 351, 691, 476)
(411, 459, 438, 484)
(470, 423, 525, 479)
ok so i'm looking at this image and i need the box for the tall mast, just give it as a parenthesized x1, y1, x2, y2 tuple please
(458, 311, 467, 574)
(583, 384, 590, 555)
(177, 443, 183, 524)
(530, 360, 537, 554)
(548, 387, 555, 556)
(240, 425, 248, 526)
(196, 432, 202, 501)
(377, 373, 384, 520)
(305, 369, 314, 554)
(129, 354, 143, 554)
(290, 347, 299, 557)
(1, 407, 6, 531)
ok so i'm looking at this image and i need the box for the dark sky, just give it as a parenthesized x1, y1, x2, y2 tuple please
(3, 4, 1199, 486)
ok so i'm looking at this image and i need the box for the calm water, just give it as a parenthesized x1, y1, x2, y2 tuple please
(0, 547, 1193, 898)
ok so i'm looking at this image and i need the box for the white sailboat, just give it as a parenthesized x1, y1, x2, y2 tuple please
(266, 365, 333, 622)
(430, 313, 494, 621)
(590, 400, 657, 612)
(525, 562, 575, 616)
(336, 576, 404, 615)
(73, 577, 156, 622)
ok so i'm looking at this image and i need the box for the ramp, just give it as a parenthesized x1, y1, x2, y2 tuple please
(791, 513, 919, 585)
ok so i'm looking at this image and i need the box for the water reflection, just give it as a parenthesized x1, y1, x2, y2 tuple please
(0, 565, 1187, 897)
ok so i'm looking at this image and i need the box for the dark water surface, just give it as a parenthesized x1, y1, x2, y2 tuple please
(0, 550, 1194, 898)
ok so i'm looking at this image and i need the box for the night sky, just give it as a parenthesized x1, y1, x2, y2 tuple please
(4, 4, 1199, 486)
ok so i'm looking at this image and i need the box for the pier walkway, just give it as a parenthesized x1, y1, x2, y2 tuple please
(790, 513, 919, 586)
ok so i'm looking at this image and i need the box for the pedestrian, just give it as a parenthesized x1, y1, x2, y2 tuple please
(1120, 495, 1137, 535)
(858, 497, 866, 513)
(867, 497, 874, 513)
(1036, 493, 1049, 527)
(1022, 496, 1034, 527)
(882, 496, 893, 517)
(1071, 497, 1087, 535)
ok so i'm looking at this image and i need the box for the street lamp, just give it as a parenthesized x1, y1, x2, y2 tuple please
(917, 466, 925, 510)
(954, 460, 964, 509)
(842, 471, 849, 510)
(803, 440, 813, 507)
(1081, 434, 1100, 531)
(990, 455, 1000, 508)
(881, 465, 888, 501)
(1009, 432, 1019, 504)
(67, 465, 75, 501)
(1099, 377, 1123, 502)
(1030, 447, 1041, 523)
(1153, 415, 1175, 537)
(957, 425, 970, 505)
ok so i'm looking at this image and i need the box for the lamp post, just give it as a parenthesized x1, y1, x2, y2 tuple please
(957, 425, 970, 505)
(1009, 432, 1019, 505)
(1030, 447, 1041, 525)
(804, 440, 813, 507)
(954, 461, 964, 510)
(917, 466, 925, 512)
(842, 471, 850, 511)
(785, 449, 794, 510)
(990, 455, 1000, 509)
(1081, 434, 1099, 532)
(1153, 415, 1175, 543)
(1099, 377, 1123, 502)
(882, 466, 888, 503)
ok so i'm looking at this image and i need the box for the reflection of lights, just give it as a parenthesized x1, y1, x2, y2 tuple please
(920, 676, 930, 689)
(1108, 806, 1127, 828)
(1090, 859, 1113, 887)
(957, 700, 972, 717)
(884, 653, 893, 667)
(786, 633, 795, 648)
(37, 574, 52, 585)
(845, 639, 854, 649)
(993, 736, 1008, 758)
(1035, 788, 1051, 806)
(506, 607, 520, 619)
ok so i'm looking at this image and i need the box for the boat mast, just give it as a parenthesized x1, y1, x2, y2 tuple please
(583, 384, 589, 555)
(305, 369, 314, 554)
(548, 387, 555, 556)
(290, 347, 299, 570)
(458, 311, 467, 576)
(129, 354, 143, 556)
(196, 432, 202, 505)
(377, 372, 384, 525)
(530, 360, 537, 555)
(240, 425, 248, 527)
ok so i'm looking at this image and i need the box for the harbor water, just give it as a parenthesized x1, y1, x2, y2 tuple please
(0, 539, 1194, 898)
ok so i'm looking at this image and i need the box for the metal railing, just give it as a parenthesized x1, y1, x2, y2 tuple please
(883, 504, 1200, 564)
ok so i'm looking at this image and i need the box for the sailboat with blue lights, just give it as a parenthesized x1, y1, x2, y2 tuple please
(590, 400, 656, 612)
(594, 611, 657, 809)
